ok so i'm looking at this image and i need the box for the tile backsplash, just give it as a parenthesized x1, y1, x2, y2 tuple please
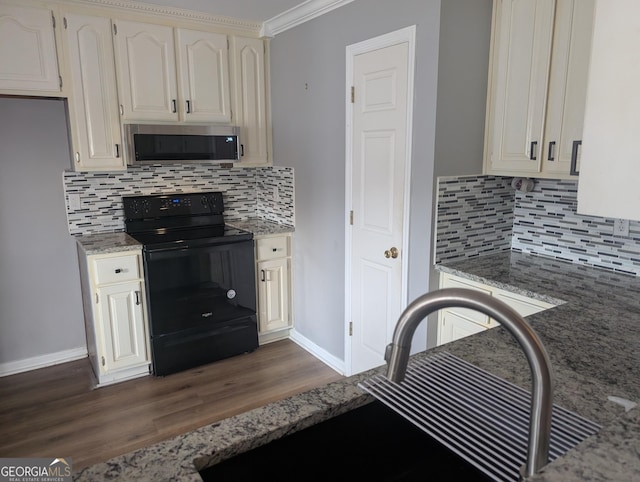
(435, 175, 514, 263)
(436, 175, 640, 276)
(63, 165, 294, 235)
(512, 179, 640, 276)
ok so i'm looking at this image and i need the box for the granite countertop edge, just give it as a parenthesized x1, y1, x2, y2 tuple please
(73, 250, 640, 481)
(73, 219, 294, 256)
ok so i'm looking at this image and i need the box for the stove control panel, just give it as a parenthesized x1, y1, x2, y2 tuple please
(123, 192, 224, 219)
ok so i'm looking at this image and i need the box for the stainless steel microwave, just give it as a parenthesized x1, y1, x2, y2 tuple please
(123, 124, 240, 165)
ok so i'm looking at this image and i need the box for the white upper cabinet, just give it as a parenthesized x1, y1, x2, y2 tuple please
(113, 20, 231, 124)
(176, 29, 231, 123)
(484, 0, 595, 179)
(577, 0, 640, 221)
(0, 4, 60, 94)
(113, 20, 179, 122)
(63, 13, 125, 171)
(230, 36, 269, 165)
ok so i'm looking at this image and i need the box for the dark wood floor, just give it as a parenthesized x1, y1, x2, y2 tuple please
(0, 340, 343, 471)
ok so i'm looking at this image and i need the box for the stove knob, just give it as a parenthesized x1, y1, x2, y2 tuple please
(129, 200, 139, 214)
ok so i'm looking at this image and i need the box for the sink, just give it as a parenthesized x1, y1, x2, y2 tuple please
(199, 400, 491, 481)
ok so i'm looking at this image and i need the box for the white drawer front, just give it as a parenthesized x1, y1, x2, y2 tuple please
(256, 236, 289, 261)
(94, 255, 140, 285)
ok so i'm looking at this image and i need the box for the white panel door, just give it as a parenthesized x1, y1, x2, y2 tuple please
(350, 40, 410, 374)
(177, 29, 231, 123)
(486, 0, 555, 173)
(113, 20, 178, 122)
(0, 4, 59, 92)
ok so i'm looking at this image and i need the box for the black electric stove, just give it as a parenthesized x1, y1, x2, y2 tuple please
(123, 192, 258, 376)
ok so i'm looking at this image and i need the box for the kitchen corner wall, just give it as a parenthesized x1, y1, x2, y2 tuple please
(62, 165, 294, 235)
(435, 175, 640, 276)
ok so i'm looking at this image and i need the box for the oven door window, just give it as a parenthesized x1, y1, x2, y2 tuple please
(144, 240, 256, 336)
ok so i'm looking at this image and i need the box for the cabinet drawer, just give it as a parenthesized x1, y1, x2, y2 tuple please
(94, 255, 140, 284)
(256, 236, 289, 261)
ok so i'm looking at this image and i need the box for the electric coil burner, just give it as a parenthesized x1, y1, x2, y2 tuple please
(123, 192, 258, 376)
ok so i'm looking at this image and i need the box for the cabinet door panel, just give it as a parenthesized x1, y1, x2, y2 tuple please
(542, 0, 595, 176)
(114, 20, 178, 121)
(486, 0, 555, 173)
(177, 29, 230, 123)
(231, 36, 268, 164)
(98, 281, 148, 372)
(64, 13, 124, 171)
(257, 258, 290, 333)
(438, 310, 486, 346)
(0, 4, 60, 92)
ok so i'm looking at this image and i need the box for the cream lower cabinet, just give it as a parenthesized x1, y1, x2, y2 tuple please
(78, 248, 151, 386)
(255, 233, 292, 344)
(437, 272, 555, 346)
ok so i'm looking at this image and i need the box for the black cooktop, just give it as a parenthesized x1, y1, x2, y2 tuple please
(123, 192, 253, 249)
(127, 225, 252, 249)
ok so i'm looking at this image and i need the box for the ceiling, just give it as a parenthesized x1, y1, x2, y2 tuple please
(130, 0, 306, 22)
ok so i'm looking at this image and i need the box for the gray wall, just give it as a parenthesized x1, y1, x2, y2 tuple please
(0, 97, 86, 366)
(427, 0, 493, 345)
(270, 0, 492, 360)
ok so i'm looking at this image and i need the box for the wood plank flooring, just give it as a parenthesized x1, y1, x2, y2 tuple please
(0, 340, 343, 472)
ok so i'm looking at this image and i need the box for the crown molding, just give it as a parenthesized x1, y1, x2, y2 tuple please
(60, 0, 263, 34)
(261, 0, 354, 37)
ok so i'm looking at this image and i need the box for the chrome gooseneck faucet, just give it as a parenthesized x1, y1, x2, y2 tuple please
(384, 287, 554, 478)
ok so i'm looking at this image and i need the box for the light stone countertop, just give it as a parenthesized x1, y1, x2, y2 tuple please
(73, 218, 293, 257)
(73, 251, 640, 481)
(227, 218, 294, 237)
(75, 232, 142, 255)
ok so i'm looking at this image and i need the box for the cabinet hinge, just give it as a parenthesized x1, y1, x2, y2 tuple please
(59, 75, 63, 89)
(351, 86, 355, 103)
(51, 13, 56, 29)
(349, 321, 353, 336)
(101, 356, 106, 367)
(349, 210, 354, 225)
(63, 17, 67, 29)
(113, 23, 117, 35)
(95, 293, 99, 304)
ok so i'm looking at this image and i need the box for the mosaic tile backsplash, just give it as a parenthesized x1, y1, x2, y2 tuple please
(63, 165, 294, 235)
(434, 175, 514, 263)
(512, 179, 640, 276)
(435, 175, 640, 276)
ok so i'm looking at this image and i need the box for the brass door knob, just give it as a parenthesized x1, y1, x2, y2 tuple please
(384, 247, 399, 259)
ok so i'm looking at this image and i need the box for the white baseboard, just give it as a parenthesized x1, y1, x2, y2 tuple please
(0, 346, 88, 377)
(289, 329, 345, 375)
